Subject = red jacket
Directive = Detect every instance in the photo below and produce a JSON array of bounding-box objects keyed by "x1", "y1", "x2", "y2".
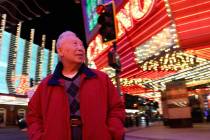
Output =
[{"x1": 27, "y1": 63, "x2": 125, "y2": 140}]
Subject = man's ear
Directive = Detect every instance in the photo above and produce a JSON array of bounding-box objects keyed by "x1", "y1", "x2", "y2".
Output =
[{"x1": 57, "y1": 47, "x2": 63, "y2": 57}]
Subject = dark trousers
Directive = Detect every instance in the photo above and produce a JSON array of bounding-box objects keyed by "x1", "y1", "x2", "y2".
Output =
[{"x1": 72, "y1": 126, "x2": 82, "y2": 140}]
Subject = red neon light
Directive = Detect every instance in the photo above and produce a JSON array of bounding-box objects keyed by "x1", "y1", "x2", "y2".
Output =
[
  {"x1": 116, "y1": 2, "x2": 133, "y2": 37},
  {"x1": 130, "y1": 0, "x2": 156, "y2": 21},
  {"x1": 116, "y1": 0, "x2": 156, "y2": 37}
]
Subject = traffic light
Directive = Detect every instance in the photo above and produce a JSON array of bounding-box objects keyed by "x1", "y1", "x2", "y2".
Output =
[{"x1": 97, "y1": 2, "x2": 116, "y2": 43}]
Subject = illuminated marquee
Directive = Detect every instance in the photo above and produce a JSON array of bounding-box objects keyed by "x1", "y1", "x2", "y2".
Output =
[{"x1": 87, "y1": 0, "x2": 156, "y2": 61}]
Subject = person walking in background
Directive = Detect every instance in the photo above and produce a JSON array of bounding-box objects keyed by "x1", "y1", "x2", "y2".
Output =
[
  {"x1": 135, "y1": 113, "x2": 139, "y2": 127},
  {"x1": 26, "y1": 31, "x2": 125, "y2": 140},
  {"x1": 145, "y1": 110, "x2": 150, "y2": 127}
]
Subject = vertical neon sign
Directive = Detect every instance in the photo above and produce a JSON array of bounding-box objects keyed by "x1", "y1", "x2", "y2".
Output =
[{"x1": 86, "y1": 0, "x2": 104, "y2": 31}]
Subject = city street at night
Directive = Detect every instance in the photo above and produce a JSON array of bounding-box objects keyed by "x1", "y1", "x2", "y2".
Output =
[{"x1": 1, "y1": 0, "x2": 210, "y2": 140}]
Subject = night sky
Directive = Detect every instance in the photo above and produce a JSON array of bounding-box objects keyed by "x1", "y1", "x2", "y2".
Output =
[{"x1": 4, "y1": 0, "x2": 87, "y2": 50}]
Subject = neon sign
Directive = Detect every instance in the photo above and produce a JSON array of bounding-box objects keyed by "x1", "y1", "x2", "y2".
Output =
[
  {"x1": 87, "y1": 0, "x2": 156, "y2": 60},
  {"x1": 87, "y1": 35, "x2": 110, "y2": 61},
  {"x1": 116, "y1": 0, "x2": 156, "y2": 37},
  {"x1": 86, "y1": 0, "x2": 104, "y2": 31},
  {"x1": 12, "y1": 75, "x2": 30, "y2": 95}
]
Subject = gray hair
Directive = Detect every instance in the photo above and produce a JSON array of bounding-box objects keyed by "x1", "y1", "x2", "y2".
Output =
[{"x1": 56, "y1": 31, "x2": 77, "y2": 49}]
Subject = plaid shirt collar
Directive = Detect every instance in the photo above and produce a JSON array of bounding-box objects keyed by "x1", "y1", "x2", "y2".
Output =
[{"x1": 48, "y1": 62, "x2": 96, "y2": 86}]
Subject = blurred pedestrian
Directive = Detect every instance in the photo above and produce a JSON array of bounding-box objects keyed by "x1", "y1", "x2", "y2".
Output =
[
  {"x1": 145, "y1": 110, "x2": 150, "y2": 127},
  {"x1": 135, "y1": 113, "x2": 139, "y2": 127}
]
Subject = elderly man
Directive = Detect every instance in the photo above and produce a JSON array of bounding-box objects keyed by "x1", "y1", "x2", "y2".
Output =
[{"x1": 27, "y1": 31, "x2": 125, "y2": 140}]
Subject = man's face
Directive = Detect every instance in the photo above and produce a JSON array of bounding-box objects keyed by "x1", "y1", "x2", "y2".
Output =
[{"x1": 58, "y1": 36, "x2": 85, "y2": 64}]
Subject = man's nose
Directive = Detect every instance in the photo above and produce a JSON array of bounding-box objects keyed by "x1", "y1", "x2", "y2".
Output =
[
  {"x1": 78, "y1": 44, "x2": 84, "y2": 49},
  {"x1": 77, "y1": 46, "x2": 85, "y2": 52}
]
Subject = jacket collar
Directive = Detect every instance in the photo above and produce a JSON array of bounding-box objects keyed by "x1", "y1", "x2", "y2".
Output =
[{"x1": 48, "y1": 61, "x2": 96, "y2": 86}]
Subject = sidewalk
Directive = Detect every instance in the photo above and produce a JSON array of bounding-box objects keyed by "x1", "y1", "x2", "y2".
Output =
[
  {"x1": 125, "y1": 123, "x2": 210, "y2": 140},
  {"x1": 0, "y1": 127, "x2": 27, "y2": 140},
  {"x1": 1, "y1": 123, "x2": 209, "y2": 140}
]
